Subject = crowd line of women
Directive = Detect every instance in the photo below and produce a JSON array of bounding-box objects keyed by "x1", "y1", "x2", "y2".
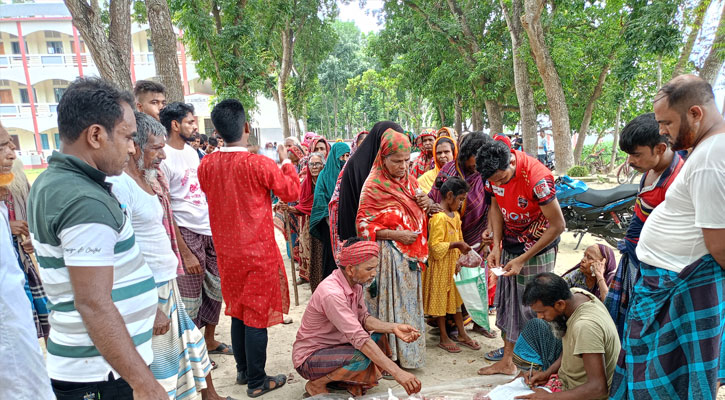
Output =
[{"x1": 268, "y1": 121, "x2": 621, "y2": 375}]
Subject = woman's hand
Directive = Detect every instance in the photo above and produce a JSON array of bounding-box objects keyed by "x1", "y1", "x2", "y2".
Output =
[
  {"x1": 415, "y1": 192, "x2": 432, "y2": 211},
  {"x1": 591, "y1": 259, "x2": 606, "y2": 279},
  {"x1": 487, "y1": 246, "x2": 501, "y2": 269},
  {"x1": 481, "y1": 228, "x2": 494, "y2": 247},
  {"x1": 452, "y1": 241, "x2": 472, "y2": 254},
  {"x1": 395, "y1": 230, "x2": 419, "y2": 245}
]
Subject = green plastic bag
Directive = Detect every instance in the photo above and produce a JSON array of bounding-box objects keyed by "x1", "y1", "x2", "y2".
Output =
[{"x1": 454, "y1": 264, "x2": 490, "y2": 330}]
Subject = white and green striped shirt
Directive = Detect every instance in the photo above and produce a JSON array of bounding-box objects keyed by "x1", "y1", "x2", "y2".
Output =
[{"x1": 28, "y1": 152, "x2": 157, "y2": 382}]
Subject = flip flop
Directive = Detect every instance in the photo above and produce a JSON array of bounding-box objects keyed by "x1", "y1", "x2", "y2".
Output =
[
  {"x1": 211, "y1": 360, "x2": 218, "y2": 370},
  {"x1": 453, "y1": 337, "x2": 481, "y2": 350},
  {"x1": 209, "y1": 342, "x2": 233, "y2": 355},
  {"x1": 484, "y1": 347, "x2": 504, "y2": 361},
  {"x1": 437, "y1": 342, "x2": 462, "y2": 353},
  {"x1": 247, "y1": 374, "x2": 287, "y2": 398}
]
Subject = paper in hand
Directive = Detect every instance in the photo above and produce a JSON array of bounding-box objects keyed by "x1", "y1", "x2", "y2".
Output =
[{"x1": 491, "y1": 267, "x2": 506, "y2": 276}]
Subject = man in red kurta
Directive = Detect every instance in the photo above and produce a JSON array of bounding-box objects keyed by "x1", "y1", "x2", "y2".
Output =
[{"x1": 198, "y1": 99, "x2": 300, "y2": 398}]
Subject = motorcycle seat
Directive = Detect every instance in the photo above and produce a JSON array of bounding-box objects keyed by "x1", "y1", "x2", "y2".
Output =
[{"x1": 573, "y1": 184, "x2": 639, "y2": 207}]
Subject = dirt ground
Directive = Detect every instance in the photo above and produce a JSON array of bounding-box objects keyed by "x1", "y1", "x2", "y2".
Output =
[{"x1": 206, "y1": 221, "x2": 615, "y2": 399}]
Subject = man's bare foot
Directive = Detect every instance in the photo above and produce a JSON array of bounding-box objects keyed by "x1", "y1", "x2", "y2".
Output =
[
  {"x1": 477, "y1": 359, "x2": 517, "y2": 376},
  {"x1": 201, "y1": 389, "x2": 229, "y2": 400},
  {"x1": 305, "y1": 380, "x2": 330, "y2": 396}
]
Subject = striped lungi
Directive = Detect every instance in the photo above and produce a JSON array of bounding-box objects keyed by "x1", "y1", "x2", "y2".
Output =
[
  {"x1": 495, "y1": 246, "x2": 557, "y2": 342},
  {"x1": 296, "y1": 333, "x2": 390, "y2": 397},
  {"x1": 151, "y1": 279, "x2": 211, "y2": 399},
  {"x1": 610, "y1": 255, "x2": 725, "y2": 400},
  {"x1": 177, "y1": 227, "x2": 223, "y2": 328}
]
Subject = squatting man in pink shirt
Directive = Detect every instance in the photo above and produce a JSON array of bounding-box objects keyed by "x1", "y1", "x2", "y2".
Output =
[{"x1": 292, "y1": 237, "x2": 423, "y2": 397}]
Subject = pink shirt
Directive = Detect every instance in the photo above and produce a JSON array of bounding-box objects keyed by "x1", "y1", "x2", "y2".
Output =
[{"x1": 292, "y1": 269, "x2": 372, "y2": 368}]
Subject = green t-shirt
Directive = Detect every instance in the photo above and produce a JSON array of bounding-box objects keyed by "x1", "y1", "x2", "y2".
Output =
[{"x1": 559, "y1": 288, "x2": 621, "y2": 399}]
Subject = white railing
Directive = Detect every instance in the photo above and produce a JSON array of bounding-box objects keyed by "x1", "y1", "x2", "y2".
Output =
[
  {"x1": 0, "y1": 103, "x2": 58, "y2": 117},
  {"x1": 0, "y1": 52, "x2": 196, "y2": 69}
]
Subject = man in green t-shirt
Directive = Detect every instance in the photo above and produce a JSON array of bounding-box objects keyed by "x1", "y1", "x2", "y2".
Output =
[{"x1": 514, "y1": 273, "x2": 621, "y2": 400}]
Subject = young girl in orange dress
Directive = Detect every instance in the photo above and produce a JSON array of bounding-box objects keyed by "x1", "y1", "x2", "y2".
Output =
[{"x1": 423, "y1": 176, "x2": 481, "y2": 353}]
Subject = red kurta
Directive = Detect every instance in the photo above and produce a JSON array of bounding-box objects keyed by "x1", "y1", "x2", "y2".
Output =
[{"x1": 198, "y1": 147, "x2": 301, "y2": 328}]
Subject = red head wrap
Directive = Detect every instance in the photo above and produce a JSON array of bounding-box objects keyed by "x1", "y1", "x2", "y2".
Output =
[{"x1": 336, "y1": 240, "x2": 380, "y2": 267}]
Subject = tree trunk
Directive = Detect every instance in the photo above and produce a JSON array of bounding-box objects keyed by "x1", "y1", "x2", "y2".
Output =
[
  {"x1": 294, "y1": 115, "x2": 302, "y2": 139},
  {"x1": 438, "y1": 102, "x2": 446, "y2": 125},
  {"x1": 471, "y1": 108, "x2": 483, "y2": 131},
  {"x1": 521, "y1": 0, "x2": 573, "y2": 172},
  {"x1": 502, "y1": 0, "x2": 538, "y2": 156},
  {"x1": 573, "y1": 55, "x2": 613, "y2": 162},
  {"x1": 145, "y1": 0, "x2": 184, "y2": 102},
  {"x1": 609, "y1": 104, "x2": 622, "y2": 171},
  {"x1": 301, "y1": 103, "x2": 308, "y2": 134},
  {"x1": 454, "y1": 94, "x2": 463, "y2": 135},
  {"x1": 65, "y1": 0, "x2": 133, "y2": 90},
  {"x1": 277, "y1": 27, "x2": 294, "y2": 138},
  {"x1": 484, "y1": 100, "x2": 503, "y2": 135},
  {"x1": 700, "y1": 3, "x2": 725, "y2": 85},
  {"x1": 333, "y1": 88, "x2": 339, "y2": 137},
  {"x1": 673, "y1": 0, "x2": 711, "y2": 77}
]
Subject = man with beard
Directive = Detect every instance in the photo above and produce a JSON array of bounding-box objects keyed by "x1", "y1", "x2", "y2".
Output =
[
  {"x1": 27, "y1": 77, "x2": 166, "y2": 399},
  {"x1": 409, "y1": 128, "x2": 436, "y2": 178},
  {"x1": 108, "y1": 112, "x2": 230, "y2": 400},
  {"x1": 0, "y1": 122, "x2": 54, "y2": 399},
  {"x1": 293, "y1": 238, "x2": 422, "y2": 398},
  {"x1": 160, "y1": 102, "x2": 232, "y2": 358},
  {"x1": 610, "y1": 76, "x2": 725, "y2": 400},
  {"x1": 513, "y1": 273, "x2": 619, "y2": 400}
]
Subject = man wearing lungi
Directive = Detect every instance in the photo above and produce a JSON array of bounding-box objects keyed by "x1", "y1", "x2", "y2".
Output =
[
  {"x1": 293, "y1": 238, "x2": 423, "y2": 397},
  {"x1": 610, "y1": 75, "x2": 725, "y2": 399},
  {"x1": 475, "y1": 141, "x2": 566, "y2": 376}
]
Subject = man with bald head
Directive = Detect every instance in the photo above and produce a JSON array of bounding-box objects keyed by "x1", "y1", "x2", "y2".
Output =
[{"x1": 610, "y1": 75, "x2": 725, "y2": 399}]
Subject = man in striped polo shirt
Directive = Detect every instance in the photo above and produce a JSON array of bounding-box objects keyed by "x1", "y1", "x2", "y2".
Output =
[{"x1": 27, "y1": 77, "x2": 167, "y2": 400}]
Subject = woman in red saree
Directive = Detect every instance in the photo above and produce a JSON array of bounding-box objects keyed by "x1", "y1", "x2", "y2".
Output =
[{"x1": 356, "y1": 128, "x2": 428, "y2": 369}]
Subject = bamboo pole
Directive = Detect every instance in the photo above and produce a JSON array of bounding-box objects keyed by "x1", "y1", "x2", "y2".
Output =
[{"x1": 284, "y1": 210, "x2": 299, "y2": 306}]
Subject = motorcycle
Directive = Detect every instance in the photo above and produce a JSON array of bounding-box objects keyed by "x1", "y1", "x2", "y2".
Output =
[{"x1": 555, "y1": 175, "x2": 638, "y2": 249}]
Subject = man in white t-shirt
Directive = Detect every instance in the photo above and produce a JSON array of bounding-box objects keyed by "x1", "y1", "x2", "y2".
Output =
[
  {"x1": 159, "y1": 102, "x2": 232, "y2": 357},
  {"x1": 610, "y1": 75, "x2": 725, "y2": 400},
  {"x1": 0, "y1": 122, "x2": 54, "y2": 400}
]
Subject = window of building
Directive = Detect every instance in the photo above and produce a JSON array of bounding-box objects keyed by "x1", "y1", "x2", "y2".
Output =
[
  {"x1": 70, "y1": 40, "x2": 87, "y2": 54},
  {"x1": 41, "y1": 134, "x2": 50, "y2": 150},
  {"x1": 44, "y1": 31, "x2": 62, "y2": 38},
  {"x1": 19, "y1": 88, "x2": 37, "y2": 104},
  {"x1": 204, "y1": 118, "x2": 215, "y2": 135},
  {"x1": 54, "y1": 88, "x2": 66, "y2": 103},
  {"x1": 11, "y1": 41, "x2": 28, "y2": 55},
  {"x1": 147, "y1": 38, "x2": 154, "y2": 52},
  {"x1": 10, "y1": 135, "x2": 20, "y2": 150},
  {"x1": 54, "y1": 133, "x2": 61, "y2": 149},
  {"x1": 47, "y1": 41, "x2": 64, "y2": 54},
  {"x1": 0, "y1": 89, "x2": 11, "y2": 104}
]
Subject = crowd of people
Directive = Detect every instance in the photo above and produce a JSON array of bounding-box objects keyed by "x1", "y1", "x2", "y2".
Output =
[{"x1": 1, "y1": 73, "x2": 724, "y2": 400}]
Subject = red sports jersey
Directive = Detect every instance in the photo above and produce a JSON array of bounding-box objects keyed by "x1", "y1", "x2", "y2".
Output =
[{"x1": 486, "y1": 150, "x2": 557, "y2": 254}]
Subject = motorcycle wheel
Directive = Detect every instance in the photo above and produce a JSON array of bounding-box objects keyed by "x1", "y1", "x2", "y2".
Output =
[{"x1": 604, "y1": 236, "x2": 620, "y2": 247}]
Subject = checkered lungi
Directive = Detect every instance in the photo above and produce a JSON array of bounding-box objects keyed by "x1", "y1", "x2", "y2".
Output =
[
  {"x1": 495, "y1": 246, "x2": 557, "y2": 343},
  {"x1": 177, "y1": 227, "x2": 223, "y2": 328},
  {"x1": 610, "y1": 255, "x2": 725, "y2": 399}
]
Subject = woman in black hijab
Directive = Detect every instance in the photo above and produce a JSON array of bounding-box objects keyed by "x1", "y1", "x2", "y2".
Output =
[{"x1": 337, "y1": 121, "x2": 404, "y2": 241}]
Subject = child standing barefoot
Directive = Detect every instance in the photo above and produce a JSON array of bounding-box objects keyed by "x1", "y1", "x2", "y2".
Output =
[{"x1": 423, "y1": 176, "x2": 481, "y2": 353}]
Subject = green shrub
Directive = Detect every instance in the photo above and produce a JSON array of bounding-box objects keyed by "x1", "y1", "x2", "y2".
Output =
[
  {"x1": 580, "y1": 141, "x2": 628, "y2": 171},
  {"x1": 567, "y1": 165, "x2": 589, "y2": 177}
]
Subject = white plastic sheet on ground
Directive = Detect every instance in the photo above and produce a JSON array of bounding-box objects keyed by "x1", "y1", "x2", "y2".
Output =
[{"x1": 307, "y1": 374, "x2": 514, "y2": 400}]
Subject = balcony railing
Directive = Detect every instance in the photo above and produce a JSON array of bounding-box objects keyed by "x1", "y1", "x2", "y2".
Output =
[
  {"x1": 0, "y1": 52, "x2": 196, "y2": 69},
  {"x1": 0, "y1": 103, "x2": 58, "y2": 117}
]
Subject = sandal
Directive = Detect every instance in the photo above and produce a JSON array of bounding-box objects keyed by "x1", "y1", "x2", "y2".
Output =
[
  {"x1": 209, "y1": 342, "x2": 234, "y2": 355},
  {"x1": 437, "y1": 342, "x2": 462, "y2": 353},
  {"x1": 453, "y1": 337, "x2": 481, "y2": 350},
  {"x1": 484, "y1": 347, "x2": 504, "y2": 361},
  {"x1": 247, "y1": 374, "x2": 287, "y2": 398}
]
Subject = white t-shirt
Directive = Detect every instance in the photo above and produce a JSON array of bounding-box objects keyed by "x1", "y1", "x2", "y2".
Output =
[
  {"x1": 637, "y1": 133, "x2": 725, "y2": 272},
  {"x1": 0, "y1": 202, "x2": 54, "y2": 399},
  {"x1": 108, "y1": 172, "x2": 179, "y2": 283},
  {"x1": 538, "y1": 137, "x2": 547, "y2": 155},
  {"x1": 160, "y1": 144, "x2": 212, "y2": 236}
]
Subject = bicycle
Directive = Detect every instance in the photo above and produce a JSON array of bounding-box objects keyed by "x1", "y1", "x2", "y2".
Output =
[{"x1": 616, "y1": 160, "x2": 641, "y2": 184}]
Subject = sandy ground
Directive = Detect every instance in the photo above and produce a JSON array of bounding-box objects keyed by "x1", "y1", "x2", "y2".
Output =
[{"x1": 205, "y1": 214, "x2": 617, "y2": 399}]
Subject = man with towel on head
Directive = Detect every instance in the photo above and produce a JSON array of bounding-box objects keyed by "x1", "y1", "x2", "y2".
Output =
[{"x1": 293, "y1": 238, "x2": 423, "y2": 398}]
